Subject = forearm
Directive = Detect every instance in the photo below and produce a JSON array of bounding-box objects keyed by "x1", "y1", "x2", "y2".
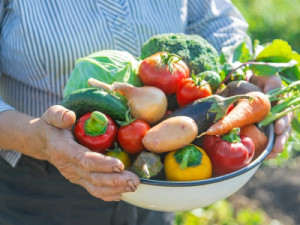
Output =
[{"x1": 0, "y1": 110, "x2": 45, "y2": 160}]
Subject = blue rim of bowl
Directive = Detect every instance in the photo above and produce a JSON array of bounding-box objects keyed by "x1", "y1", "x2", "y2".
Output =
[{"x1": 140, "y1": 123, "x2": 274, "y2": 187}]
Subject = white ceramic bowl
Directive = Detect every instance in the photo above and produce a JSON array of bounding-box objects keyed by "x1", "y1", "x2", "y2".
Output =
[{"x1": 121, "y1": 124, "x2": 274, "y2": 212}]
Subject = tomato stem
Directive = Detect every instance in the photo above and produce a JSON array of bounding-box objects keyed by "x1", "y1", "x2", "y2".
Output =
[
  {"x1": 160, "y1": 51, "x2": 181, "y2": 74},
  {"x1": 116, "y1": 109, "x2": 135, "y2": 126}
]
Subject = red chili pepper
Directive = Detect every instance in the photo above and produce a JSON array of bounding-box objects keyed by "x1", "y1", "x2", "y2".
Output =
[
  {"x1": 74, "y1": 111, "x2": 117, "y2": 153},
  {"x1": 202, "y1": 128, "x2": 254, "y2": 177}
]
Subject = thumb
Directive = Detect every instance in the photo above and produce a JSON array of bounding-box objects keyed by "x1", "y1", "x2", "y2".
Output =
[
  {"x1": 263, "y1": 75, "x2": 282, "y2": 93},
  {"x1": 42, "y1": 105, "x2": 76, "y2": 129}
]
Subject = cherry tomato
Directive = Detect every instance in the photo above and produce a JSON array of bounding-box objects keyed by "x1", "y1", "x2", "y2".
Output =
[
  {"x1": 176, "y1": 76, "x2": 212, "y2": 107},
  {"x1": 117, "y1": 119, "x2": 150, "y2": 154},
  {"x1": 138, "y1": 52, "x2": 189, "y2": 95}
]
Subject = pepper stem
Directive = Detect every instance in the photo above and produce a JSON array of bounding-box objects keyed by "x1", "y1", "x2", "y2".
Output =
[
  {"x1": 84, "y1": 111, "x2": 108, "y2": 136},
  {"x1": 179, "y1": 148, "x2": 192, "y2": 170},
  {"x1": 222, "y1": 128, "x2": 241, "y2": 143}
]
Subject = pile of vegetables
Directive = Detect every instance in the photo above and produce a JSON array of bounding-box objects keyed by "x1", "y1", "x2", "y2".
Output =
[{"x1": 61, "y1": 33, "x2": 300, "y2": 182}]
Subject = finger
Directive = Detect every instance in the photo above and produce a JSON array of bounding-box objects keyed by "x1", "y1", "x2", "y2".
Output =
[
  {"x1": 77, "y1": 175, "x2": 139, "y2": 201},
  {"x1": 274, "y1": 113, "x2": 293, "y2": 135},
  {"x1": 266, "y1": 151, "x2": 278, "y2": 160},
  {"x1": 42, "y1": 105, "x2": 76, "y2": 129},
  {"x1": 271, "y1": 126, "x2": 291, "y2": 155},
  {"x1": 78, "y1": 169, "x2": 140, "y2": 189},
  {"x1": 249, "y1": 74, "x2": 282, "y2": 93},
  {"x1": 263, "y1": 75, "x2": 282, "y2": 93},
  {"x1": 73, "y1": 150, "x2": 125, "y2": 173},
  {"x1": 77, "y1": 180, "x2": 123, "y2": 201}
]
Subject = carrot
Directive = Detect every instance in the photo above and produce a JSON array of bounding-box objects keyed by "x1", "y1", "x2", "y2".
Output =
[
  {"x1": 240, "y1": 124, "x2": 268, "y2": 159},
  {"x1": 203, "y1": 91, "x2": 271, "y2": 136}
]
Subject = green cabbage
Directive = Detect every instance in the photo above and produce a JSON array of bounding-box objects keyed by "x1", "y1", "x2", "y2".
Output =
[{"x1": 63, "y1": 50, "x2": 142, "y2": 97}]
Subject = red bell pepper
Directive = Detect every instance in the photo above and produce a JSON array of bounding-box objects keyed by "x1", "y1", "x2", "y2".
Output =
[
  {"x1": 202, "y1": 128, "x2": 254, "y2": 177},
  {"x1": 74, "y1": 111, "x2": 117, "y2": 153}
]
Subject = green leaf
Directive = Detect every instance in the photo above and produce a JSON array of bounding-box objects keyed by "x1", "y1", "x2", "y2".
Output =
[
  {"x1": 220, "y1": 41, "x2": 252, "y2": 64},
  {"x1": 255, "y1": 39, "x2": 294, "y2": 62},
  {"x1": 232, "y1": 42, "x2": 252, "y2": 63},
  {"x1": 254, "y1": 39, "x2": 300, "y2": 80},
  {"x1": 249, "y1": 60, "x2": 298, "y2": 76},
  {"x1": 281, "y1": 65, "x2": 300, "y2": 83}
]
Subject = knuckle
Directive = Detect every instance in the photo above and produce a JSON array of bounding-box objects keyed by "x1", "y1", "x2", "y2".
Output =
[
  {"x1": 111, "y1": 174, "x2": 122, "y2": 186},
  {"x1": 75, "y1": 153, "x2": 90, "y2": 171}
]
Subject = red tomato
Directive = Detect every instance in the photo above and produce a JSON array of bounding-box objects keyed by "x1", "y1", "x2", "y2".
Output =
[
  {"x1": 117, "y1": 119, "x2": 150, "y2": 154},
  {"x1": 138, "y1": 52, "x2": 189, "y2": 95},
  {"x1": 176, "y1": 77, "x2": 212, "y2": 107}
]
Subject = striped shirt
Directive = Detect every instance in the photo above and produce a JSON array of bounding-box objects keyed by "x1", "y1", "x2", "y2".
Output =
[{"x1": 0, "y1": 0, "x2": 249, "y2": 167}]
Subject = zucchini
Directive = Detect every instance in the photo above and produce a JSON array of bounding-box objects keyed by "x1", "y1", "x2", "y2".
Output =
[{"x1": 60, "y1": 88, "x2": 128, "y2": 121}]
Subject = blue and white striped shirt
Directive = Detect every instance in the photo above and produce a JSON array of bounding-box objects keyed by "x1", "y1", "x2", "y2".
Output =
[{"x1": 0, "y1": 0, "x2": 249, "y2": 166}]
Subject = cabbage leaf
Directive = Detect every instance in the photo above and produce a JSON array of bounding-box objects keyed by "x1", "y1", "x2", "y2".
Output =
[{"x1": 63, "y1": 50, "x2": 142, "y2": 97}]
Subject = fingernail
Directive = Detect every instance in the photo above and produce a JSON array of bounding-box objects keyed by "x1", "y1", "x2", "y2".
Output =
[
  {"x1": 127, "y1": 179, "x2": 136, "y2": 192},
  {"x1": 62, "y1": 110, "x2": 71, "y2": 122},
  {"x1": 125, "y1": 186, "x2": 133, "y2": 192},
  {"x1": 113, "y1": 166, "x2": 122, "y2": 172}
]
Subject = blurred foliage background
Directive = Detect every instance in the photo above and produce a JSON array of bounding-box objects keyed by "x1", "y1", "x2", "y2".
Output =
[
  {"x1": 232, "y1": 0, "x2": 300, "y2": 52},
  {"x1": 175, "y1": 1, "x2": 300, "y2": 224}
]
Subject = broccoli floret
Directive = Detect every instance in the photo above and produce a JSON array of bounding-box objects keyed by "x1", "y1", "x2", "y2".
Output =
[{"x1": 140, "y1": 33, "x2": 221, "y2": 75}]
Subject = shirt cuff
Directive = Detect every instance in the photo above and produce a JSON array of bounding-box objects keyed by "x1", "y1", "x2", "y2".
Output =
[
  {"x1": 0, "y1": 98, "x2": 15, "y2": 113},
  {"x1": 0, "y1": 149, "x2": 22, "y2": 167}
]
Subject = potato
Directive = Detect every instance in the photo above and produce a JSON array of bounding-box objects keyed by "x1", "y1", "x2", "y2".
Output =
[{"x1": 142, "y1": 116, "x2": 198, "y2": 153}]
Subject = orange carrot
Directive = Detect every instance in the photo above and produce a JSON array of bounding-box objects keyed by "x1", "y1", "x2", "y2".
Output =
[
  {"x1": 204, "y1": 91, "x2": 271, "y2": 136},
  {"x1": 240, "y1": 124, "x2": 268, "y2": 159}
]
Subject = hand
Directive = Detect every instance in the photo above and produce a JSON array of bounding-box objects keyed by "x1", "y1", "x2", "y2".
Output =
[
  {"x1": 250, "y1": 74, "x2": 293, "y2": 159},
  {"x1": 31, "y1": 105, "x2": 140, "y2": 201}
]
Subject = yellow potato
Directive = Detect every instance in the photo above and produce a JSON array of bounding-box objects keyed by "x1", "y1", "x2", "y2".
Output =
[{"x1": 142, "y1": 116, "x2": 198, "y2": 153}]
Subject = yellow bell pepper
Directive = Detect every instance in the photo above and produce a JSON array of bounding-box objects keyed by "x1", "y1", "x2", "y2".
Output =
[
  {"x1": 164, "y1": 144, "x2": 212, "y2": 181},
  {"x1": 105, "y1": 143, "x2": 131, "y2": 169}
]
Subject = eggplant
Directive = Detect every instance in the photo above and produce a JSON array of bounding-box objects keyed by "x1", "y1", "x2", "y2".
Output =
[{"x1": 164, "y1": 94, "x2": 252, "y2": 135}]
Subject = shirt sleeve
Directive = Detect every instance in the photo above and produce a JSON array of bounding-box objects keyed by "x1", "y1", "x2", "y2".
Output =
[
  {"x1": 0, "y1": 0, "x2": 15, "y2": 113},
  {"x1": 186, "y1": 0, "x2": 252, "y2": 53},
  {"x1": 0, "y1": 1, "x2": 20, "y2": 167}
]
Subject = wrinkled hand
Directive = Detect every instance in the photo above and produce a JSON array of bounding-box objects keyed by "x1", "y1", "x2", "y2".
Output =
[
  {"x1": 31, "y1": 105, "x2": 140, "y2": 201},
  {"x1": 250, "y1": 74, "x2": 293, "y2": 159}
]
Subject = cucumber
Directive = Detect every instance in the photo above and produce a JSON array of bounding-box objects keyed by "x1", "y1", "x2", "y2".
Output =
[{"x1": 60, "y1": 88, "x2": 128, "y2": 121}]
